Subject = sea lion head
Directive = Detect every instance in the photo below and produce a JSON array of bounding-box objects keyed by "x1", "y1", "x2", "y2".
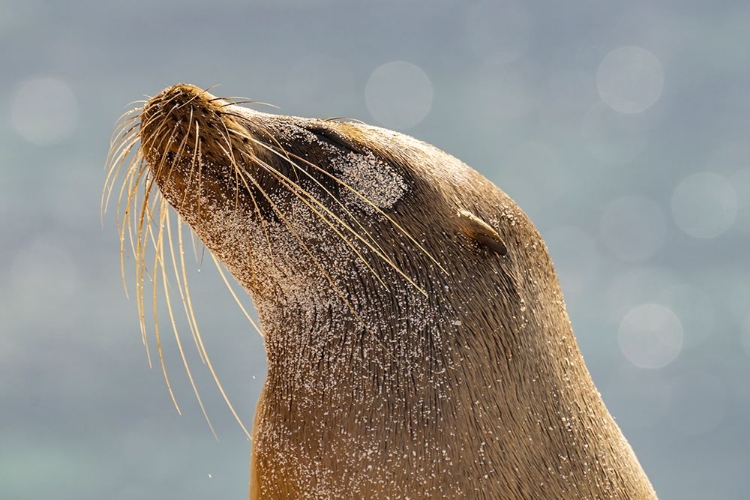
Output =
[{"x1": 130, "y1": 83, "x2": 523, "y2": 314}]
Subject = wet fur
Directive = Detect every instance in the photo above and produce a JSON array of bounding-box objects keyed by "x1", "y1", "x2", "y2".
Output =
[{"x1": 105, "y1": 84, "x2": 657, "y2": 499}]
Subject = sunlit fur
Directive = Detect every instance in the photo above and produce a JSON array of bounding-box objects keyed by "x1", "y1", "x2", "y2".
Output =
[{"x1": 104, "y1": 84, "x2": 657, "y2": 499}]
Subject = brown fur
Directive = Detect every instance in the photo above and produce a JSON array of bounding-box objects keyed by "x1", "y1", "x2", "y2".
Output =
[{"x1": 116, "y1": 83, "x2": 657, "y2": 499}]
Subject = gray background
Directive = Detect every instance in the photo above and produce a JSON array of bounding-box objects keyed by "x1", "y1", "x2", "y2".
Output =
[{"x1": 2, "y1": 1, "x2": 749, "y2": 498}]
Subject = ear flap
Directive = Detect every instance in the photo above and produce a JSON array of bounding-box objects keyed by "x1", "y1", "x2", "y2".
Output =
[{"x1": 457, "y1": 210, "x2": 508, "y2": 256}]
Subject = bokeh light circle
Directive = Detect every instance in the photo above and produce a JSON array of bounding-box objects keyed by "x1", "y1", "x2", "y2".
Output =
[
  {"x1": 618, "y1": 303, "x2": 683, "y2": 369},
  {"x1": 671, "y1": 172, "x2": 737, "y2": 238},
  {"x1": 365, "y1": 61, "x2": 433, "y2": 130},
  {"x1": 597, "y1": 46, "x2": 664, "y2": 114}
]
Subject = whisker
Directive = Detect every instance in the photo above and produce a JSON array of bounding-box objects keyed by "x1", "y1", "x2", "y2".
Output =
[
  {"x1": 216, "y1": 119, "x2": 273, "y2": 258},
  {"x1": 236, "y1": 137, "x2": 428, "y2": 295},
  {"x1": 289, "y1": 150, "x2": 447, "y2": 275},
  {"x1": 165, "y1": 207, "x2": 218, "y2": 438},
  {"x1": 249, "y1": 152, "x2": 396, "y2": 293},
  {"x1": 224, "y1": 126, "x2": 389, "y2": 280},
  {"x1": 152, "y1": 197, "x2": 182, "y2": 415},
  {"x1": 210, "y1": 252, "x2": 263, "y2": 338}
]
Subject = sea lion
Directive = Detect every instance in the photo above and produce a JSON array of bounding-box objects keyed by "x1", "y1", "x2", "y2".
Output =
[{"x1": 105, "y1": 83, "x2": 658, "y2": 499}]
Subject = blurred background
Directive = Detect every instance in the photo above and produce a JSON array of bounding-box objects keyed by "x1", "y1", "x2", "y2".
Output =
[{"x1": 2, "y1": 0, "x2": 749, "y2": 498}]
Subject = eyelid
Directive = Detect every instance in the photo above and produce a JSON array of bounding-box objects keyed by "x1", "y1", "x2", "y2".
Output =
[{"x1": 306, "y1": 124, "x2": 365, "y2": 155}]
